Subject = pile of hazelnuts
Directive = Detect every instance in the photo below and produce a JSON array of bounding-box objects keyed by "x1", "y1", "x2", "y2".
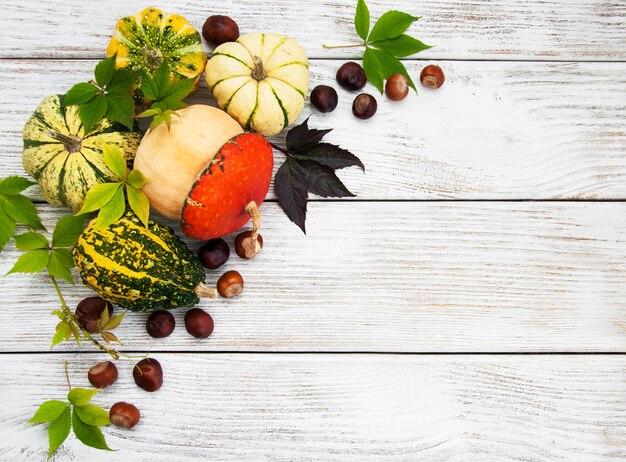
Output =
[
  {"x1": 311, "y1": 63, "x2": 445, "y2": 120},
  {"x1": 74, "y1": 229, "x2": 261, "y2": 429}
]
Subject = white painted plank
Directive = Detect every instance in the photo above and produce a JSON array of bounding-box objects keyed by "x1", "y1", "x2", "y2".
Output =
[
  {"x1": 0, "y1": 353, "x2": 623, "y2": 461},
  {"x1": 1, "y1": 0, "x2": 625, "y2": 60},
  {"x1": 1, "y1": 202, "x2": 625, "y2": 353},
  {"x1": 2, "y1": 60, "x2": 625, "y2": 200}
]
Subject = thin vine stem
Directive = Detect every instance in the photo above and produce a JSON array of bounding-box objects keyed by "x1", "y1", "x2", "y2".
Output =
[
  {"x1": 322, "y1": 43, "x2": 365, "y2": 49},
  {"x1": 63, "y1": 360, "x2": 71, "y2": 391},
  {"x1": 48, "y1": 272, "x2": 121, "y2": 360},
  {"x1": 270, "y1": 142, "x2": 291, "y2": 158}
]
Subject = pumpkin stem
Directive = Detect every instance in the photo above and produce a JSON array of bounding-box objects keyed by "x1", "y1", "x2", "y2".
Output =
[
  {"x1": 251, "y1": 56, "x2": 267, "y2": 81},
  {"x1": 194, "y1": 283, "x2": 218, "y2": 299},
  {"x1": 245, "y1": 201, "x2": 263, "y2": 254},
  {"x1": 48, "y1": 131, "x2": 82, "y2": 153},
  {"x1": 142, "y1": 46, "x2": 164, "y2": 71}
]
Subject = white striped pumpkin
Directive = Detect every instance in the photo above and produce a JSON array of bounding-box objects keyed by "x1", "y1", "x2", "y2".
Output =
[{"x1": 205, "y1": 32, "x2": 309, "y2": 136}]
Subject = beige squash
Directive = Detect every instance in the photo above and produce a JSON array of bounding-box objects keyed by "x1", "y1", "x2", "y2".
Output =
[
  {"x1": 133, "y1": 105, "x2": 243, "y2": 219},
  {"x1": 205, "y1": 32, "x2": 309, "y2": 136}
]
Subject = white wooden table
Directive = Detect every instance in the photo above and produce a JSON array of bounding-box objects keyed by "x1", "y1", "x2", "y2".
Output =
[{"x1": 1, "y1": 1, "x2": 625, "y2": 460}]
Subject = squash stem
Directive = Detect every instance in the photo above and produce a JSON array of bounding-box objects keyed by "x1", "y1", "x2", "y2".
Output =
[
  {"x1": 245, "y1": 201, "x2": 262, "y2": 253},
  {"x1": 251, "y1": 56, "x2": 267, "y2": 81},
  {"x1": 47, "y1": 131, "x2": 82, "y2": 153}
]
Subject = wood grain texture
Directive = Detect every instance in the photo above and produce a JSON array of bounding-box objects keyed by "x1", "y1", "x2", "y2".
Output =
[
  {"x1": 1, "y1": 0, "x2": 625, "y2": 60},
  {"x1": 0, "y1": 353, "x2": 624, "y2": 461},
  {"x1": 1, "y1": 202, "x2": 626, "y2": 353},
  {"x1": 2, "y1": 59, "x2": 626, "y2": 201}
]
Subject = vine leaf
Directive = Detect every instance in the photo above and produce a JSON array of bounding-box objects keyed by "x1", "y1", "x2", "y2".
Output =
[{"x1": 274, "y1": 118, "x2": 364, "y2": 234}]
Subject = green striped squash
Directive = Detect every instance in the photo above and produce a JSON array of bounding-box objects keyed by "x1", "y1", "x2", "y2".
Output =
[
  {"x1": 106, "y1": 7, "x2": 207, "y2": 103},
  {"x1": 72, "y1": 211, "x2": 206, "y2": 312},
  {"x1": 22, "y1": 94, "x2": 142, "y2": 212}
]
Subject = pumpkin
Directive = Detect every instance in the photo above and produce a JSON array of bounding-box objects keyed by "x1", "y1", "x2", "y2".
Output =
[
  {"x1": 205, "y1": 32, "x2": 309, "y2": 136},
  {"x1": 133, "y1": 105, "x2": 274, "y2": 242},
  {"x1": 73, "y1": 211, "x2": 215, "y2": 312},
  {"x1": 22, "y1": 94, "x2": 142, "y2": 212},
  {"x1": 106, "y1": 7, "x2": 207, "y2": 102}
]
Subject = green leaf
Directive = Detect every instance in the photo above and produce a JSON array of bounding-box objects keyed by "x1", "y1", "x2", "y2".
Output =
[
  {"x1": 52, "y1": 214, "x2": 87, "y2": 248},
  {"x1": 152, "y1": 63, "x2": 170, "y2": 100},
  {"x1": 367, "y1": 10, "x2": 419, "y2": 43},
  {"x1": 51, "y1": 330, "x2": 65, "y2": 348},
  {"x1": 0, "y1": 206, "x2": 14, "y2": 252},
  {"x1": 355, "y1": 0, "x2": 370, "y2": 41},
  {"x1": 369, "y1": 34, "x2": 432, "y2": 57},
  {"x1": 126, "y1": 185, "x2": 150, "y2": 228},
  {"x1": 48, "y1": 251, "x2": 74, "y2": 284},
  {"x1": 127, "y1": 169, "x2": 148, "y2": 189},
  {"x1": 72, "y1": 408, "x2": 112, "y2": 451},
  {"x1": 94, "y1": 187, "x2": 125, "y2": 229},
  {"x1": 7, "y1": 249, "x2": 50, "y2": 275},
  {"x1": 75, "y1": 405, "x2": 110, "y2": 427},
  {"x1": 47, "y1": 405, "x2": 71, "y2": 459},
  {"x1": 362, "y1": 47, "x2": 385, "y2": 93},
  {"x1": 366, "y1": 47, "x2": 416, "y2": 91},
  {"x1": 53, "y1": 248, "x2": 75, "y2": 269},
  {"x1": 76, "y1": 183, "x2": 122, "y2": 215},
  {"x1": 141, "y1": 73, "x2": 160, "y2": 101},
  {"x1": 0, "y1": 176, "x2": 36, "y2": 195},
  {"x1": 106, "y1": 93, "x2": 135, "y2": 131},
  {"x1": 136, "y1": 108, "x2": 161, "y2": 118},
  {"x1": 55, "y1": 320, "x2": 72, "y2": 340},
  {"x1": 14, "y1": 232, "x2": 49, "y2": 251},
  {"x1": 0, "y1": 194, "x2": 44, "y2": 229},
  {"x1": 29, "y1": 401, "x2": 67, "y2": 424},
  {"x1": 79, "y1": 94, "x2": 108, "y2": 134},
  {"x1": 163, "y1": 78, "x2": 195, "y2": 101},
  {"x1": 64, "y1": 82, "x2": 100, "y2": 107},
  {"x1": 94, "y1": 56, "x2": 116, "y2": 88},
  {"x1": 162, "y1": 98, "x2": 187, "y2": 111},
  {"x1": 98, "y1": 305, "x2": 110, "y2": 330},
  {"x1": 67, "y1": 388, "x2": 98, "y2": 406},
  {"x1": 107, "y1": 69, "x2": 139, "y2": 94},
  {"x1": 103, "y1": 312, "x2": 125, "y2": 330},
  {"x1": 103, "y1": 144, "x2": 127, "y2": 180}
]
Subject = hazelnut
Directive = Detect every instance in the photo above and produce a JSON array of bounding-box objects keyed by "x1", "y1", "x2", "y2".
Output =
[
  {"x1": 202, "y1": 15, "x2": 239, "y2": 46},
  {"x1": 75, "y1": 297, "x2": 113, "y2": 333},
  {"x1": 310, "y1": 85, "x2": 338, "y2": 113},
  {"x1": 198, "y1": 238, "x2": 230, "y2": 269},
  {"x1": 217, "y1": 270, "x2": 244, "y2": 298},
  {"x1": 235, "y1": 230, "x2": 263, "y2": 260},
  {"x1": 336, "y1": 62, "x2": 366, "y2": 91},
  {"x1": 109, "y1": 402, "x2": 140, "y2": 429},
  {"x1": 87, "y1": 361, "x2": 118, "y2": 388},
  {"x1": 385, "y1": 74, "x2": 409, "y2": 101},
  {"x1": 133, "y1": 358, "x2": 163, "y2": 392},
  {"x1": 352, "y1": 93, "x2": 377, "y2": 119},
  {"x1": 420, "y1": 65, "x2": 445, "y2": 89},
  {"x1": 184, "y1": 308, "x2": 214, "y2": 339},
  {"x1": 146, "y1": 310, "x2": 175, "y2": 338}
]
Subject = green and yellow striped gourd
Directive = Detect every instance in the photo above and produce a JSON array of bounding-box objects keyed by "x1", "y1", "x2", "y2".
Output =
[
  {"x1": 73, "y1": 211, "x2": 212, "y2": 312},
  {"x1": 106, "y1": 7, "x2": 207, "y2": 103},
  {"x1": 22, "y1": 94, "x2": 141, "y2": 212}
]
